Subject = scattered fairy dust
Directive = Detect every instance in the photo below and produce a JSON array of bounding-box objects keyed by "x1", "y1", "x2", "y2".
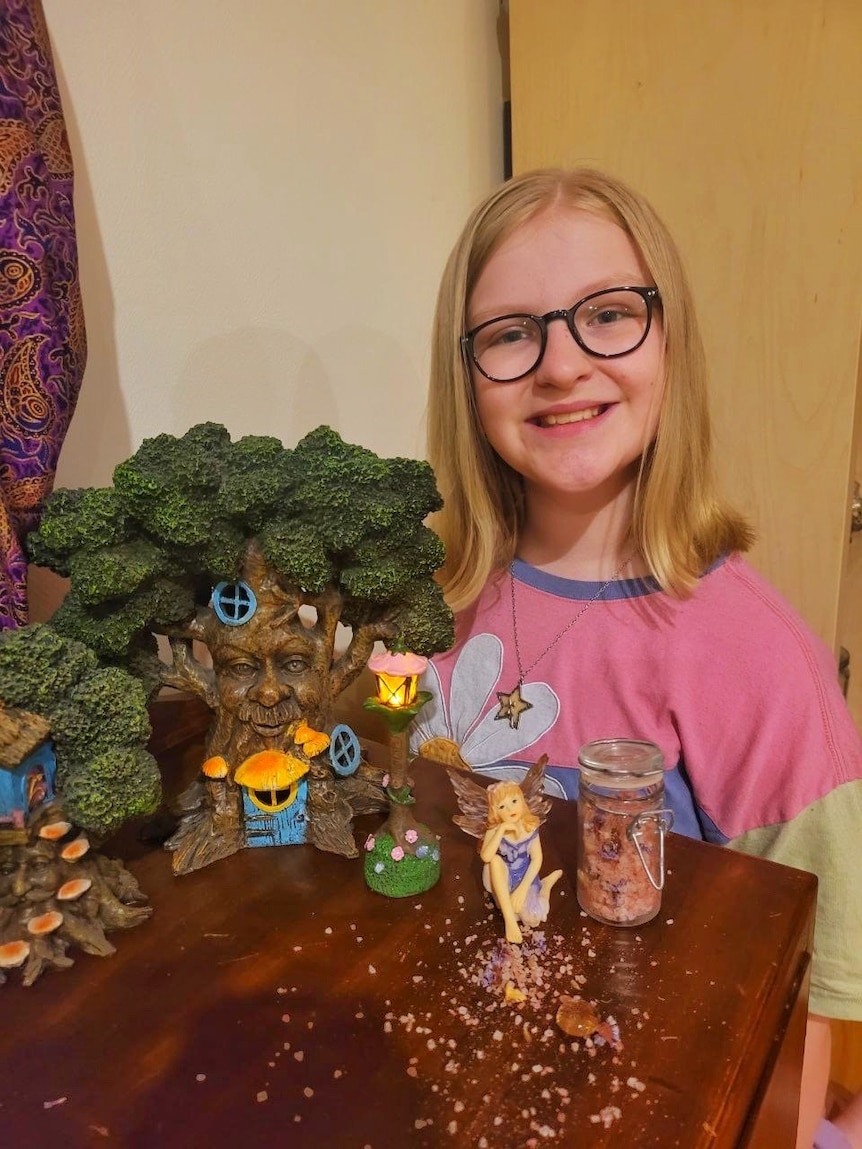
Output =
[
  {"x1": 43, "y1": 1097, "x2": 67, "y2": 1109},
  {"x1": 256, "y1": 1091, "x2": 268, "y2": 1103},
  {"x1": 195, "y1": 1073, "x2": 206, "y2": 1082},
  {"x1": 370, "y1": 914, "x2": 647, "y2": 1140},
  {"x1": 265, "y1": 905, "x2": 651, "y2": 1138}
]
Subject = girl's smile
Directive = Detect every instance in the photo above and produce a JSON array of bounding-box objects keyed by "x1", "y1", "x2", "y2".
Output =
[{"x1": 529, "y1": 402, "x2": 611, "y2": 428}]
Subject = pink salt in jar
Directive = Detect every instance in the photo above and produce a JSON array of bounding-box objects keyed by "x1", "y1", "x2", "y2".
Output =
[{"x1": 576, "y1": 739, "x2": 674, "y2": 927}]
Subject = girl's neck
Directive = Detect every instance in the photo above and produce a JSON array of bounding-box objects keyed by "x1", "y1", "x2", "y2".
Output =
[{"x1": 517, "y1": 483, "x2": 644, "y2": 580}]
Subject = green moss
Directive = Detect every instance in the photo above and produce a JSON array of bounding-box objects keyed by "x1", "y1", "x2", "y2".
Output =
[
  {"x1": 27, "y1": 487, "x2": 128, "y2": 576},
  {"x1": 60, "y1": 745, "x2": 161, "y2": 839},
  {"x1": 259, "y1": 519, "x2": 335, "y2": 593},
  {"x1": 70, "y1": 539, "x2": 167, "y2": 606},
  {"x1": 50, "y1": 667, "x2": 151, "y2": 757},
  {"x1": 217, "y1": 435, "x2": 294, "y2": 521},
  {"x1": 363, "y1": 830, "x2": 441, "y2": 898},
  {"x1": 0, "y1": 623, "x2": 98, "y2": 711}
]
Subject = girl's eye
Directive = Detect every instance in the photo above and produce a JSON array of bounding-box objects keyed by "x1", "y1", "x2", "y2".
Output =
[
  {"x1": 476, "y1": 318, "x2": 539, "y2": 351},
  {"x1": 495, "y1": 326, "x2": 531, "y2": 345},
  {"x1": 592, "y1": 307, "x2": 628, "y2": 326}
]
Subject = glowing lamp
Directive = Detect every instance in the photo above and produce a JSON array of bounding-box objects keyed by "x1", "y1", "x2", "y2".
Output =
[{"x1": 368, "y1": 650, "x2": 428, "y2": 710}]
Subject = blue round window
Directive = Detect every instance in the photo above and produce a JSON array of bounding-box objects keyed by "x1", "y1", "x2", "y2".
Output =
[
  {"x1": 212, "y1": 580, "x2": 257, "y2": 626},
  {"x1": 329, "y1": 724, "x2": 361, "y2": 777}
]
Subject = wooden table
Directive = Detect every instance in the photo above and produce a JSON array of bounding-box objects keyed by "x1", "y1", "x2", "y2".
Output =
[{"x1": 0, "y1": 697, "x2": 816, "y2": 1148}]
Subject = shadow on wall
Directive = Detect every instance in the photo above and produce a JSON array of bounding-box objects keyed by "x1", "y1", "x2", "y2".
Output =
[
  {"x1": 29, "y1": 49, "x2": 131, "y2": 624},
  {"x1": 175, "y1": 323, "x2": 424, "y2": 458},
  {"x1": 174, "y1": 327, "x2": 338, "y2": 446},
  {"x1": 48, "y1": 49, "x2": 132, "y2": 489}
]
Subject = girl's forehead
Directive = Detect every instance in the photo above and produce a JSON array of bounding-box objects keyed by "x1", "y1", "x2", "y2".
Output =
[{"x1": 469, "y1": 207, "x2": 649, "y2": 316}]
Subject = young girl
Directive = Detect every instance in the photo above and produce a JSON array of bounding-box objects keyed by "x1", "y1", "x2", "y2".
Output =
[{"x1": 411, "y1": 168, "x2": 862, "y2": 1149}]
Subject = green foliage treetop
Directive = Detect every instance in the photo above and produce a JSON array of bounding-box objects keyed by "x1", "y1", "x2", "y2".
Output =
[
  {"x1": 0, "y1": 624, "x2": 160, "y2": 838},
  {"x1": 27, "y1": 424, "x2": 454, "y2": 709}
]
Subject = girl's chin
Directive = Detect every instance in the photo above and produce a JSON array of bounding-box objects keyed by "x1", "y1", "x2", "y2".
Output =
[{"x1": 523, "y1": 470, "x2": 639, "y2": 502}]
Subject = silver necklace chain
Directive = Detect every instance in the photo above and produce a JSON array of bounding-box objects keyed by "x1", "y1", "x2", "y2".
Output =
[{"x1": 510, "y1": 553, "x2": 635, "y2": 686}]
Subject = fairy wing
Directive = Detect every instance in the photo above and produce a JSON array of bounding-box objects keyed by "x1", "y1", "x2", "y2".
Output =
[
  {"x1": 521, "y1": 754, "x2": 553, "y2": 824},
  {"x1": 446, "y1": 769, "x2": 490, "y2": 839}
]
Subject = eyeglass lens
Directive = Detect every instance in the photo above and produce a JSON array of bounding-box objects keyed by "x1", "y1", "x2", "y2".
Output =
[{"x1": 470, "y1": 288, "x2": 652, "y2": 381}]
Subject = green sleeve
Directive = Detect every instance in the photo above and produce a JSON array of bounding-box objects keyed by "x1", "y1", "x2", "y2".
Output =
[{"x1": 729, "y1": 780, "x2": 862, "y2": 1020}]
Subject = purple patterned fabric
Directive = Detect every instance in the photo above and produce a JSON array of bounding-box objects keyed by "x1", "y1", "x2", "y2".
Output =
[{"x1": 0, "y1": 0, "x2": 86, "y2": 629}]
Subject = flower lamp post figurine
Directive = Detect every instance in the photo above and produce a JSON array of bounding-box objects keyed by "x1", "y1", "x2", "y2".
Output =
[
  {"x1": 449, "y1": 757, "x2": 562, "y2": 944},
  {"x1": 362, "y1": 650, "x2": 440, "y2": 897}
]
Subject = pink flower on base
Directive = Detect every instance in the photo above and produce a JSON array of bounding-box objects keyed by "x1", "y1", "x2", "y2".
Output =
[
  {"x1": 405, "y1": 829, "x2": 418, "y2": 844},
  {"x1": 390, "y1": 846, "x2": 405, "y2": 862},
  {"x1": 364, "y1": 835, "x2": 376, "y2": 852},
  {"x1": 381, "y1": 774, "x2": 390, "y2": 788}
]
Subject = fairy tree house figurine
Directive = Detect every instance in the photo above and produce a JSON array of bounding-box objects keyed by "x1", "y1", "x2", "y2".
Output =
[
  {"x1": 0, "y1": 624, "x2": 156, "y2": 986},
  {"x1": 27, "y1": 424, "x2": 454, "y2": 875}
]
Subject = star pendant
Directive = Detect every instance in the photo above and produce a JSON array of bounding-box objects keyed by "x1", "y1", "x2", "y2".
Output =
[{"x1": 494, "y1": 685, "x2": 533, "y2": 730}]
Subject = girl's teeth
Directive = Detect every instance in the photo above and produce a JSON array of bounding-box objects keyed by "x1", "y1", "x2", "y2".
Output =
[{"x1": 540, "y1": 406, "x2": 603, "y2": 427}]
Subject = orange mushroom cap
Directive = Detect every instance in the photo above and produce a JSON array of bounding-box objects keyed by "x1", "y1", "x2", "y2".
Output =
[
  {"x1": 38, "y1": 821, "x2": 72, "y2": 841},
  {"x1": 234, "y1": 750, "x2": 308, "y2": 790},
  {"x1": 0, "y1": 940, "x2": 30, "y2": 968},
  {"x1": 60, "y1": 837, "x2": 90, "y2": 862},
  {"x1": 294, "y1": 724, "x2": 331, "y2": 757},
  {"x1": 57, "y1": 878, "x2": 93, "y2": 901},
  {"x1": 27, "y1": 911, "x2": 64, "y2": 935},
  {"x1": 202, "y1": 755, "x2": 229, "y2": 779}
]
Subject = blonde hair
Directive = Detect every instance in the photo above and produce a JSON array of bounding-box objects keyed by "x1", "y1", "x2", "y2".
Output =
[
  {"x1": 426, "y1": 168, "x2": 753, "y2": 610},
  {"x1": 486, "y1": 780, "x2": 540, "y2": 833}
]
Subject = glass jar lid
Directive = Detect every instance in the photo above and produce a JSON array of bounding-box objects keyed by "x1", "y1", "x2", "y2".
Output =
[{"x1": 578, "y1": 738, "x2": 664, "y2": 785}]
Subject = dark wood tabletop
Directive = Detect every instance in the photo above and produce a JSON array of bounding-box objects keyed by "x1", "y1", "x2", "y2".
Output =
[{"x1": 0, "y1": 696, "x2": 816, "y2": 1149}]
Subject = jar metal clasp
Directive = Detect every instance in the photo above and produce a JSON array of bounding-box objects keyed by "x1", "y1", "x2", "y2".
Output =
[{"x1": 627, "y1": 809, "x2": 675, "y2": 890}]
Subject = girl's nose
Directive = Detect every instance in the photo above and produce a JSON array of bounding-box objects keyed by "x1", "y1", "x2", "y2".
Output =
[{"x1": 534, "y1": 318, "x2": 594, "y2": 390}]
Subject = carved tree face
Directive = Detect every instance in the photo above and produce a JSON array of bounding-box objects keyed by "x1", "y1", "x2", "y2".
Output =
[
  {"x1": 0, "y1": 842, "x2": 57, "y2": 902},
  {"x1": 210, "y1": 619, "x2": 326, "y2": 746}
]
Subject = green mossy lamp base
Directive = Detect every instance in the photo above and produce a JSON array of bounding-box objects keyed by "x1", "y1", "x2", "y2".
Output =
[{"x1": 363, "y1": 829, "x2": 441, "y2": 898}]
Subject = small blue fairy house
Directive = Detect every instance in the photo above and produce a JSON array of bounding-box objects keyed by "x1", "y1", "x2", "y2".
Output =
[
  {"x1": 0, "y1": 704, "x2": 56, "y2": 844},
  {"x1": 234, "y1": 750, "x2": 310, "y2": 848}
]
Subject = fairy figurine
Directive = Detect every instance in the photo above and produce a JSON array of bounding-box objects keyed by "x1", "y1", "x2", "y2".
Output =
[{"x1": 448, "y1": 757, "x2": 563, "y2": 944}]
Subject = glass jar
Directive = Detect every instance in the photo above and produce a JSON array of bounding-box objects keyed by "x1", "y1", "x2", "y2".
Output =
[{"x1": 576, "y1": 739, "x2": 674, "y2": 927}]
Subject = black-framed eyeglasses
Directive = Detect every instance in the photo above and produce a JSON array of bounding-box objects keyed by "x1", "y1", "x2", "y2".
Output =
[{"x1": 461, "y1": 285, "x2": 661, "y2": 383}]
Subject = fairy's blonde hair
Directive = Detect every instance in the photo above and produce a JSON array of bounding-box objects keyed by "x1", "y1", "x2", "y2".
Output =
[
  {"x1": 426, "y1": 168, "x2": 753, "y2": 610},
  {"x1": 486, "y1": 780, "x2": 540, "y2": 833}
]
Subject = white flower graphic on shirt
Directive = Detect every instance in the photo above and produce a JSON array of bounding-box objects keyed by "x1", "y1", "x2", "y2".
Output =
[{"x1": 410, "y1": 632, "x2": 560, "y2": 784}]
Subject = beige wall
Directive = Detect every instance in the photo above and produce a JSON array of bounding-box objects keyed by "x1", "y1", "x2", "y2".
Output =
[{"x1": 38, "y1": 1, "x2": 502, "y2": 491}]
